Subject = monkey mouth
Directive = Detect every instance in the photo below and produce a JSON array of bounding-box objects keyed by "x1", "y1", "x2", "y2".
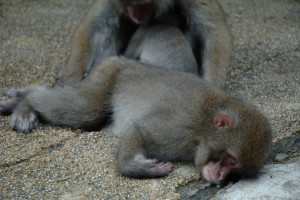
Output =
[{"x1": 127, "y1": 3, "x2": 153, "y2": 24}]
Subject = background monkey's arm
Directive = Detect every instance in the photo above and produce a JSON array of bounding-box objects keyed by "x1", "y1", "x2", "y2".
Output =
[
  {"x1": 58, "y1": 0, "x2": 120, "y2": 85},
  {"x1": 182, "y1": 0, "x2": 232, "y2": 88}
]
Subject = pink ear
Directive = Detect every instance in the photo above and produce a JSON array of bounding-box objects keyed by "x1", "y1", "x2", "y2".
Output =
[{"x1": 214, "y1": 113, "x2": 236, "y2": 129}]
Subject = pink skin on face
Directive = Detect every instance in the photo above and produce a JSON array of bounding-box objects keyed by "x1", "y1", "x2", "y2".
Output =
[
  {"x1": 126, "y1": 2, "x2": 153, "y2": 24},
  {"x1": 201, "y1": 153, "x2": 240, "y2": 184}
]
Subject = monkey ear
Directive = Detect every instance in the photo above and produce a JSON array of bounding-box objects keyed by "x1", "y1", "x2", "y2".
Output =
[{"x1": 214, "y1": 113, "x2": 236, "y2": 129}]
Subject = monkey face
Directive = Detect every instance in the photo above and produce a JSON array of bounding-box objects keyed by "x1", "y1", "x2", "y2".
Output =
[
  {"x1": 120, "y1": 0, "x2": 175, "y2": 24},
  {"x1": 201, "y1": 151, "x2": 241, "y2": 184},
  {"x1": 122, "y1": 0, "x2": 153, "y2": 24},
  {"x1": 198, "y1": 111, "x2": 272, "y2": 184}
]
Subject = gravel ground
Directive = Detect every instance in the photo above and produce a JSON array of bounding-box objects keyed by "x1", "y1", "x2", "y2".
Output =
[{"x1": 0, "y1": 0, "x2": 299, "y2": 199}]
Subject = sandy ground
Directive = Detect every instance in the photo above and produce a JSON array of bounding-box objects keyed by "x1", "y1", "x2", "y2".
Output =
[{"x1": 0, "y1": 0, "x2": 299, "y2": 199}]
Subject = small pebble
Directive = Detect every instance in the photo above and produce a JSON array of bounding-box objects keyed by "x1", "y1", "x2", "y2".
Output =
[{"x1": 275, "y1": 153, "x2": 289, "y2": 162}]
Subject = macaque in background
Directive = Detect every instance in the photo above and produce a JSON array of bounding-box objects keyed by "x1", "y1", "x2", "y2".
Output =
[
  {"x1": 58, "y1": 0, "x2": 232, "y2": 88},
  {"x1": 0, "y1": 57, "x2": 272, "y2": 184}
]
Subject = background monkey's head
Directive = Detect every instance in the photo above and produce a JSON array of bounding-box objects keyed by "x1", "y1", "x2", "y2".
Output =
[{"x1": 117, "y1": 0, "x2": 175, "y2": 24}]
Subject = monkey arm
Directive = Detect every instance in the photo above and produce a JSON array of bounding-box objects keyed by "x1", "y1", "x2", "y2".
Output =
[
  {"x1": 117, "y1": 126, "x2": 174, "y2": 178},
  {"x1": 58, "y1": 0, "x2": 121, "y2": 85},
  {"x1": 182, "y1": 0, "x2": 232, "y2": 88}
]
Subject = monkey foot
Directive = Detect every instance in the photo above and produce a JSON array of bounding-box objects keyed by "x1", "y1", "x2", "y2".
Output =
[
  {"x1": 9, "y1": 99, "x2": 39, "y2": 133},
  {"x1": 11, "y1": 110, "x2": 39, "y2": 133}
]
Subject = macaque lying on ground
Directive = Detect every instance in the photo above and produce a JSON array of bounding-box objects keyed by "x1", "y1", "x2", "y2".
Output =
[{"x1": 0, "y1": 56, "x2": 272, "y2": 184}]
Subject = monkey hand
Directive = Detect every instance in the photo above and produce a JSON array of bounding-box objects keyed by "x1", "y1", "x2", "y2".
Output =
[
  {"x1": 118, "y1": 156, "x2": 174, "y2": 178},
  {"x1": 136, "y1": 159, "x2": 174, "y2": 177},
  {"x1": 155, "y1": 161, "x2": 174, "y2": 175}
]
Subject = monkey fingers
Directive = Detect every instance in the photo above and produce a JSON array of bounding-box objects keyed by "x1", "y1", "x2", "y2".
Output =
[
  {"x1": 10, "y1": 100, "x2": 39, "y2": 133},
  {"x1": 149, "y1": 162, "x2": 174, "y2": 177},
  {"x1": 155, "y1": 162, "x2": 174, "y2": 174},
  {"x1": 136, "y1": 158, "x2": 173, "y2": 177},
  {"x1": 156, "y1": 162, "x2": 174, "y2": 169}
]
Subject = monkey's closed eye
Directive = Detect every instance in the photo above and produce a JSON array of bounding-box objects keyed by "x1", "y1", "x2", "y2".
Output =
[{"x1": 223, "y1": 153, "x2": 239, "y2": 168}]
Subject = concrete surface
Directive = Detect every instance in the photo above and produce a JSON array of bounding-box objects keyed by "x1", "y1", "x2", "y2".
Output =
[
  {"x1": 211, "y1": 161, "x2": 300, "y2": 200},
  {"x1": 0, "y1": 0, "x2": 299, "y2": 199}
]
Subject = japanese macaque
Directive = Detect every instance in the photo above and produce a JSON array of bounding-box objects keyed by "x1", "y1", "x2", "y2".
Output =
[
  {"x1": 58, "y1": 0, "x2": 232, "y2": 88},
  {"x1": 0, "y1": 57, "x2": 272, "y2": 184}
]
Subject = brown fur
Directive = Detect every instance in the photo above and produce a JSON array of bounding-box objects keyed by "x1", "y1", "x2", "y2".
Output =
[
  {"x1": 0, "y1": 57, "x2": 272, "y2": 182},
  {"x1": 58, "y1": 0, "x2": 232, "y2": 88}
]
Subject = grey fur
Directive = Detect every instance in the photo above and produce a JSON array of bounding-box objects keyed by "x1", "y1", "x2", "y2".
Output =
[
  {"x1": 58, "y1": 0, "x2": 232, "y2": 88},
  {"x1": 0, "y1": 57, "x2": 272, "y2": 179}
]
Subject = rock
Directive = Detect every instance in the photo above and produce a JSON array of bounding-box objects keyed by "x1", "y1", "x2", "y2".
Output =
[
  {"x1": 188, "y1": 189, "x2": 199, "y2": 198},
  {"x1": 275, "y1": 153, "x2": 289, "y2": 162},
  {"x1": 268, "y1": 133, "x2": 300, "y2": 164},
  {"x1": 211, "y1": 161, "x2": 300, "y2": 200}
]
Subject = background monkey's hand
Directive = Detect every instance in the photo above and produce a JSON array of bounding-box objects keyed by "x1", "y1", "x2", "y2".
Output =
[{"x1": 0, "y1": 87, "x2": 45, "y2": 133}]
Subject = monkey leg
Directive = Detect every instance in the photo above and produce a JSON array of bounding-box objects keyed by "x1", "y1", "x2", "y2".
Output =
[
  {"x1": 0, "y1": 86, "x2": 45, "y2": 115},
  {"x1": 2, "y1": 84, "x2": 107, "y2": 133},
  {"x1": 0, "y1": 87, "x2": 47, "y2": 132},
  {"x1": 3, "y1": 58, "x2": 121, "y2": 132},
  {"x1": 117, "y1": 127, "x2": 174, "y2": 178}
]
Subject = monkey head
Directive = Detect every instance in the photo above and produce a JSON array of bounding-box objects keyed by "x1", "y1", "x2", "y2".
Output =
[
  {"x1": 118, "y1": 0, "x2": 174, "y2": 24},
  {"x1": 197, "y1": 109, "x2": 272, "y2": 184}
]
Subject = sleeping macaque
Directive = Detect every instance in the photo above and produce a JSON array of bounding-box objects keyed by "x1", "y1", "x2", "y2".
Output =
[
  {"x1": 58, "y1": 0, "x2": 232, "y2": 88},
  {"x1": 0, "y1": 57, "x2": 272, "y2": 184}
]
